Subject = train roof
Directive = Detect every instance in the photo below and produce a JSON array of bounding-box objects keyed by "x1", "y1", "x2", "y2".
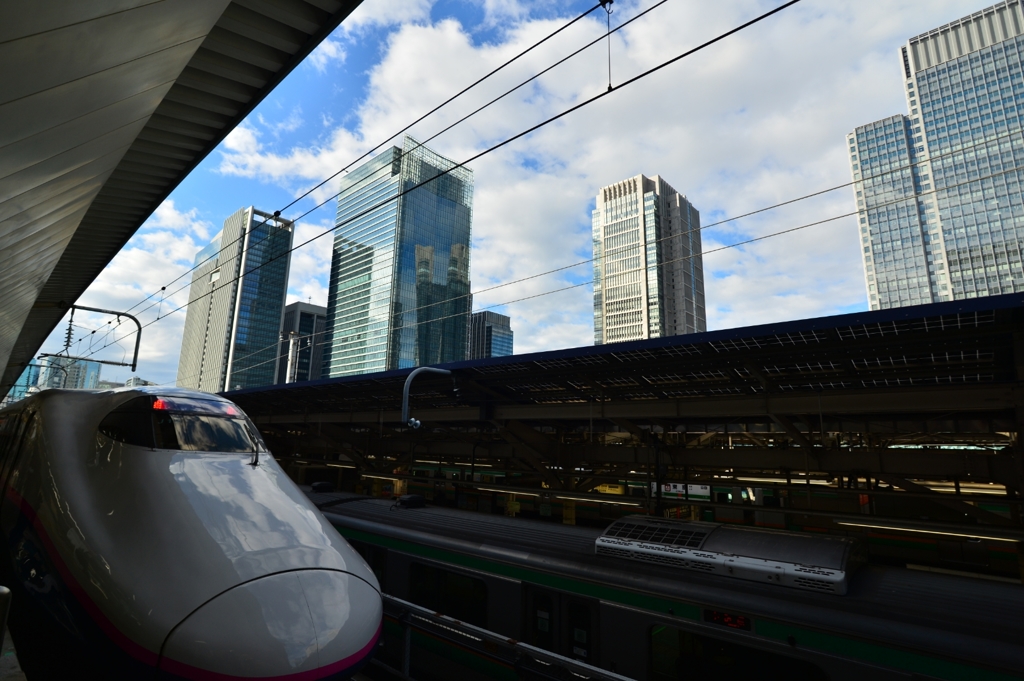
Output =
[
  {"x1": 313, "y1": 492, "x2": 1024, "y2": 672},
  {"x1": 0, "y1": 386, "x2": 238, "y2": 415}
]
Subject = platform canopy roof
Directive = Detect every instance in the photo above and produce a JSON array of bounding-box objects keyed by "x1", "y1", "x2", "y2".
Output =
[
  {"x1": 0, "y1": 0, "x2": 363, "y2": 394},
  {"x1": 228, "y1": 294, "x2": 1024, "y2": 502}
]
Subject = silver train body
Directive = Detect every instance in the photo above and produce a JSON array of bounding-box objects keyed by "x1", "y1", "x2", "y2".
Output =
[
  {"x1": 595, "y1": 516, "x2": 865, "y2": 595},
  {"x1": 0, "y1": 387, "x2": 381, "y2": 679}
]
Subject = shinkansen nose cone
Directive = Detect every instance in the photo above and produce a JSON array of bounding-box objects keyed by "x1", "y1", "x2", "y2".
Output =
[{"x1": 160, "y1": 569, "x2": 381, "y2": 679}]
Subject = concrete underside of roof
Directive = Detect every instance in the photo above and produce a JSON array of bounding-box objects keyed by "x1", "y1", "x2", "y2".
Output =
[{"x1": 0, "y1": 0, "x2": 363, "y2": 394}]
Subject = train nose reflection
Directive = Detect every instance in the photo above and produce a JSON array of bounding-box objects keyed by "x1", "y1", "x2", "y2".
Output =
[{"x1": 159, "y1": 569, "x2": 381, "y2": 679}]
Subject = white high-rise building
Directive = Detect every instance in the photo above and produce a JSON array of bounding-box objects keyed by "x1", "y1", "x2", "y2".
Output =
[{"x1": 592, "y1": 175, "x2": 706, "y2": 345}]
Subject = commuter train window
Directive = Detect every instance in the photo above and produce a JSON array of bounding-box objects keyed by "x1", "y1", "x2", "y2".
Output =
[
  {"x1": 99, "y1": 396, "x2": 266, "y2": 453},
  {"x1": 408, "y1": 562, "x2": 487, "y2": 628},
  {"x1": 649, "y1": 625, "x2": 829, "y2": 680}
]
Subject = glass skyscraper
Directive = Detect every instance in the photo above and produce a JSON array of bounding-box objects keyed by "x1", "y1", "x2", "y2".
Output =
[
  {"x1": 850, "y1": 0, "x2": 1024, "y2": 309},
  {"x1": 469, "y1": 311, "x2": 513, "y2": 359},
  {"x1": 38, "y1": 357, "x2": 101, "y2": 390},
  {"x1": 2, "y1": 361, "x2": 40, "y2": 405},
  {"x1": 592, "y1": 174, "x2": 706, "y2": 345},
  {"x1": 177, "y1": 207, "x2": 293, "y2": 391},
  {"x1": 323, "y1": 137, "x2": 473, "y2": 377}
]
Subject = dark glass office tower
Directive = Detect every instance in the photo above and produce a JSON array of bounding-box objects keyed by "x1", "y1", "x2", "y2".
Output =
[
  {"x1": 177, "y1": 207, "x2": 293, "y2": 391},
  {"x1": 323, "y1": 137, "x2": 474, "y2": 377},
  {"x1": 850, "y1": 1, "x2": 1024, "y2": 309},
  {"x1": 469, "y1": 311, "x2": 513, "y2": 359},
  {"x1": 277, "y1": 301, "x2": 327, "y2": 383}
]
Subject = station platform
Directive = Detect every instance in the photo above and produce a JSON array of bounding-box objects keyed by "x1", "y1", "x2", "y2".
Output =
[{"x1": 0, "y1": 636, "x2": 25, "y2": 681}]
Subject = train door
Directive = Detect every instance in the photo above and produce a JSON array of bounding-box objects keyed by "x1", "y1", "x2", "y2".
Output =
[
  {"x1": 564, "y1": 597, "x2": 598, "y2": 664},
  {"x1": 524, "y1": 587, "x2": 557, "y2": 651},
  {"x1": 523, "y1": 586, "x2": 600, "y2": 665}
]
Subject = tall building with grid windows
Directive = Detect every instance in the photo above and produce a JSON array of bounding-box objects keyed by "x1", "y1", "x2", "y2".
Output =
[
  {"x1": 592, "y1": 174, "x2": 705, "y2": 345},
  {"x1": 850, "y1": 1, "x2": 1024, "y2": 310},
  {"x1": 176, "y1": 207, "x2": 293, "y2": 391},
  {"x1": 469, "y1": 311, "x2": 513, "y2": 359},
  {"x1": 322, "y1": 137, "x2": 473, "y2": 377}
]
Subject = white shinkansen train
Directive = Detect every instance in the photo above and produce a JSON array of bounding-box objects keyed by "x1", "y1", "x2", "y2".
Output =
[{"x1": 0, "y1": 387, "x2": 381, "y2": 679}]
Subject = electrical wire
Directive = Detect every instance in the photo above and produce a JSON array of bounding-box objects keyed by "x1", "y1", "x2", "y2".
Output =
[
  {"x1": 121, "y1": 3, "x2": 607, "y2": 318},
  {"x1": 108, "y1": 153, "x2": 1024, "y2": 384},
  {"x1": 79, "y1": 0, "x2": 807, "y2": 369},
  {"x1": 125, "y1": 0, "x2": 672, "y2": 324}
]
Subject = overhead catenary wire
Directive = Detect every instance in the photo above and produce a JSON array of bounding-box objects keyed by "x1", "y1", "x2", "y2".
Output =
[
  {"x1": 86, "y1": 0, "x2": 802, "y2": 363},
  {"x1": 216, "y1": 123, "x2": 1024, "y2": 328},
  {"x1": 124, "y1": 0, "x2": 671, "y2": 325},
  {"x1": 120, "y1": 3, "x2": 608, "y2": 319},
  {"x1": 77, "y1": 0, "x2": 809, "y2": 369},
  {"x1": 94, "y1": 153, "x2": 1024, "y2": 379}
]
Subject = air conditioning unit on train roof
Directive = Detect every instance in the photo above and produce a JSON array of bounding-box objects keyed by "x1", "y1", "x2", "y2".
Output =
[{"x1": 595, "y1": 516, "x2": 865, "y2": 595}]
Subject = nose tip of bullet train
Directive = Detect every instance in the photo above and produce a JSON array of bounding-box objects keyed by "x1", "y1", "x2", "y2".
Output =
[{"x1": 159, "y1": 570, "x2": 382, "y2": 680}]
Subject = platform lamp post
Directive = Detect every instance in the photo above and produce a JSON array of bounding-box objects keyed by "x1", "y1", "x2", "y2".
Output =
[{"x1": 401, "y1": 367, "x2": 455, "y2": 429}]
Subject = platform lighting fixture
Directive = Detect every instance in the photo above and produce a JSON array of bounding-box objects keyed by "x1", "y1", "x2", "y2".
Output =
[
  {"x1": 477, "y1": 488, "x2": 541, "y2": 497},
  {"x1": 835, "y1": 522, "x2": 1019, "y2": 543},
  {"x1": 361, "y1": 474, "x2": 402, "y2": 481},
  {"x1": 555, "y1": 495, "x2": 643, "y2": 507},
  {"x1": 326, "y1": 464, "x2": 356, "y2": 469}
]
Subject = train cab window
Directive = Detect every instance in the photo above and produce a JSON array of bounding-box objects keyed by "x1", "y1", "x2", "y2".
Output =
[
  {"x1": 408, "y1": 563, "x2": 487, "y2": 628},
  {"x1": 650, "y1": 625, "x2": 829, "y2": 681},
  {"x1": 99, "y1": 396, "x2": 266, "y2": 453}
]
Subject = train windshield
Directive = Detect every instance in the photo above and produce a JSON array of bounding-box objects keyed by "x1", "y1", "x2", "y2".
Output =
[{"x1": 99, "y1": 396, "x2": 267, "y2": 453}]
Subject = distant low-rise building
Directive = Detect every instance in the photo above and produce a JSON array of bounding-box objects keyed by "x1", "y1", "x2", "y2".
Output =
[
  {"x1": 125, "y1": 376, "x2": 154, "y2": 387},
  {"x1": 97, "y1": 380, "x2": 125, "y2": 389}
]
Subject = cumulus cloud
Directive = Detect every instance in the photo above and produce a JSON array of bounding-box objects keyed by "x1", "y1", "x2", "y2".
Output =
[
  {"x1": 307, "y1": 39, "x2": 347, "y2": 73},
  {"x1": 54, "y1": 0, "x2": 990, "y2": 385},
  {"x1": 215, "y1": 0, "x2": 986, "y2": 355}
]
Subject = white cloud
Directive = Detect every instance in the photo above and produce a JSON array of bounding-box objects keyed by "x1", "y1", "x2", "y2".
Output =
[
  {"x1": 307, "y1": 39, "x2": 347, "y2": 73},
  {"x1": 54, "y1": 0, "x2": 992, "y2": 386},
  {"x1": 342, "y1": 0, "x2": 434, "y2": 33},
  {"x1": 286, "y1": 219, "x2": 334, "y2": 308},
  {"x1": 216, "y1": 0, "x2": 987, "y2": 356},
  {"x1": 257, "y1": 107, "x2": 305, "y2": 137}
]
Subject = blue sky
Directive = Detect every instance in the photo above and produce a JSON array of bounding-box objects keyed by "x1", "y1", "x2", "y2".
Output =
[{"x1": 39, "y1": 0, "x2": 991, "y2": 385}]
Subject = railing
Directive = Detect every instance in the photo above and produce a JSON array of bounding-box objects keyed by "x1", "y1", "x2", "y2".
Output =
[{"x1": 372, "y1": 594, "x2": 635, "y2": 681}]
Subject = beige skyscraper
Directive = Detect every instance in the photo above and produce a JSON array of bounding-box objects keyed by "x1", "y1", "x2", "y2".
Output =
[{"x1": 592, "y1": 175, "x2": 706, "y2": 344}]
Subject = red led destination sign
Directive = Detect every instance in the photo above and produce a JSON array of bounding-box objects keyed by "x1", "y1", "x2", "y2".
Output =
[{"x1": 703, "y1": 609, "x2": 752, "y2": 630}]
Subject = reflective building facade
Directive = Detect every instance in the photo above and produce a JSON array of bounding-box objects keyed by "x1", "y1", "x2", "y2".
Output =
[
  {"x1": 469, "y1": 311, "x2": 513, "y2": 359},
  {"x1": 323, "y1": 137, "x2": 473, "y2": 377},
  {"x1": 2, "y1": 362, "x2": 40, "y2": 405},
  {"x1": 850, "y1": 1, "x2": 1024, "y2": 309},
  {"x1": 277, "y1": 301, "x2": 327, "y2": 383},
  {"x1": 177, "y1": 207, "x2": 293, "y2": 391},
  {"x1": 38, "y1": 357, "x2": 101, "y2": 390},
  {"x1": 592, "y1": 174, "x2": 706, "y2": 345}
]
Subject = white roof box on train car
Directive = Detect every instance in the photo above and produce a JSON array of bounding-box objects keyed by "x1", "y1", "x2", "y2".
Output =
[{"x1": 595, "y1": 516, "x2": 865, "y2": 595}]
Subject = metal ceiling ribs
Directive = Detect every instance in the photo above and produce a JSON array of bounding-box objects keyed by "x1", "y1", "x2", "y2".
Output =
[{"x1": 1, "y1": 0, "x2": 363, "y2": 394}]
